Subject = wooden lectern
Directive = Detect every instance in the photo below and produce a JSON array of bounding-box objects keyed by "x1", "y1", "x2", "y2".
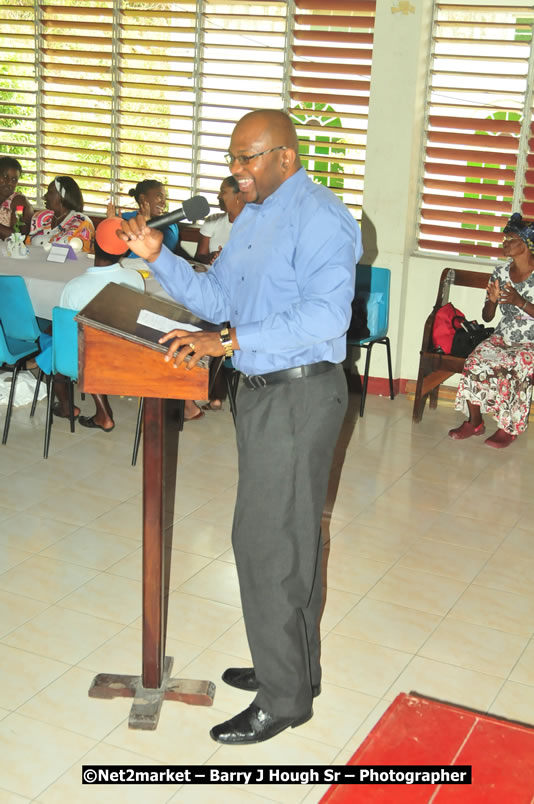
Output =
[{"x1": 76, "y1": 283, "x2": 216, "y2": 729}]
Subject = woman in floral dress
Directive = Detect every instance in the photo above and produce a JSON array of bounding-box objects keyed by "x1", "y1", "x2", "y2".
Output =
[
  {"x1": 449, "y1": 212, "x2": 534, "y2": 449},
  {"x1": 27, "y1": 176, "x2": 94, "y2": 252}
]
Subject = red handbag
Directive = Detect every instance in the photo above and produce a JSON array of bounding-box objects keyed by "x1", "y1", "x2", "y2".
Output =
[{"x1": 431, "y1": 302, "x2": 465, "y2": 354}]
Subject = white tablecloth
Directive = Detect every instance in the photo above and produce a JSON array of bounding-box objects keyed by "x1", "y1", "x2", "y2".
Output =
[{"x1": 0, "y1": 246, "x2": 172, "y2": 319}]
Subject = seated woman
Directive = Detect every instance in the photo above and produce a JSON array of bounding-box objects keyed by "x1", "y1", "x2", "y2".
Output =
[
  {"x1": 449, "y1": 212, "x2": 534, "y2": 449},
  {"x1": 28, "y1": 176, "x2": 94, "y2": 252},
  {"x1": 113, "y1": 179, "x2": 191, "y2": 259},
  {"x1": 0, "y1": 156, "x2": 34, "y2": 239},
  {"x1": 195, "y1": 176, "x2": 244, "y2": 265}
]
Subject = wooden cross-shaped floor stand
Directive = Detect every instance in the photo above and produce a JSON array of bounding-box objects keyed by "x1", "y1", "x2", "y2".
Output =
[
  {"x1": 77, "y1": 285, "x2": 217, "y2": 729},
  {"x1": 88, "y1": 399, "x2": 215, "y2": 730}
]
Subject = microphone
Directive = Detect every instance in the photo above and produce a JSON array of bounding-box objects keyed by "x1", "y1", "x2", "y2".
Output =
[
  {"x1": 95, "y1": 195, "x2": 211, "y2": 255},
  {"x1": 146, "y1": 195, "x2": 210, "y2": 229}
]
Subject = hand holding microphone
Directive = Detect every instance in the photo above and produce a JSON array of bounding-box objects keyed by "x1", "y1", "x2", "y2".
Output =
[
  {"x1": 96, "y1": 195, "x2": 210, "y2": 259},
  {"x1": 117, "y1": 213, "x2": 163, "y2": 262}
]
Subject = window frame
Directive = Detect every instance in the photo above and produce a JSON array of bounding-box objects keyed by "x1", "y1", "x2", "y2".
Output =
[
  {"x1": 415, "y1": 1, "x2": 534, "y2": 264},
  {"x1": 0, "y1": 0, "x2": 376, "y2": 218}
]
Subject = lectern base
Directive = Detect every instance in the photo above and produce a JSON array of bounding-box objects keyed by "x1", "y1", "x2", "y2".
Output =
[{"x1": 88, "y1": 656, "x2": 216, "y2": 730}]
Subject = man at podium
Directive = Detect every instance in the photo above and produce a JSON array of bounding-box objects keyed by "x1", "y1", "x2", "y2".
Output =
[{"x1": 120, "y1": 109, "x2": 362, "y2": 745}]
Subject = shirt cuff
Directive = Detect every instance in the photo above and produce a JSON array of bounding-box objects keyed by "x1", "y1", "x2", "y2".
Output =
[{"x1": 235, "y1": 322, "x2": 262, "y2": 353}]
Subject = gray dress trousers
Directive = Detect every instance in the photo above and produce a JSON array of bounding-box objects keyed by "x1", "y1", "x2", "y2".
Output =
[{"x1": 231, "y1": 363, "x2": 348, "y2": 719}]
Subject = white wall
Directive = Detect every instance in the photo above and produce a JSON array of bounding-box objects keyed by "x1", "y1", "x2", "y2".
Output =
[{"x1": 359, "y1": 0, "x2": 496, "y2": 385}]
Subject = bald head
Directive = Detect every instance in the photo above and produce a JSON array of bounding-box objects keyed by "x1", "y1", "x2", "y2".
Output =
[
  {"x1": 236, "y1": 110, "x2": 300, "y2": 154},
  {"x1": 229, "y1": 109, "x2": 301, "y2": 204}
]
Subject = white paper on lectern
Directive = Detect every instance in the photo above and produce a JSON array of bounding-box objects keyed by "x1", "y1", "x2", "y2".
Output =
[{"x1": 136, "y1": 309, "x2": 201, "y2": 334}]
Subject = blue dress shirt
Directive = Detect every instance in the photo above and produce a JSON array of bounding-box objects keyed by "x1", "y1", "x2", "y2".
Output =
[{"x1": 149, "y1": 168, "x2": 362, "y2": 375}]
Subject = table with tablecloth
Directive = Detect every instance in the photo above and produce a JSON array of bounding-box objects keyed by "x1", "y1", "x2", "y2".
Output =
[{"x1": 0, "y1": 246, "x2": 173, "y2": 319}]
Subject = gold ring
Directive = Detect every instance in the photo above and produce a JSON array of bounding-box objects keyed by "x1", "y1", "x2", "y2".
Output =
[{"x1": 189, "y1": 342, "x2": 195, "y2": 351}]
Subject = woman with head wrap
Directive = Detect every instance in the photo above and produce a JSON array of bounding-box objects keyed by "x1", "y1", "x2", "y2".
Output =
[
  {"x1": 28, "y1": 176, "x2": 94, "y2": 252},
  {"x1": 449, "y1": 212, "x2": 534, "y2": 448}
]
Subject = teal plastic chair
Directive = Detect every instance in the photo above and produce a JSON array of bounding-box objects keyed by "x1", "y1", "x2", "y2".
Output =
[
  {"x1": 0, "y1": 322, "x2": 40, "y2": 444},
  {"x1": 34, "y1": 307, "x2": 79, "y2": 458},
  {"x1": 30, "y1": 307, "x2": 146, "y2": 462},
  {"x1": 52, "y1": 308, "x2": 79, "y2": 379},
  {"x1": 0, "y1": 276, "x2": 41, "y2": 343},
  {"x1": 347, "y1": 265, "x2": 394, "y2": 417},
  {"x1": 0, "y1": 276, "x2": 41, "y2": 444}
]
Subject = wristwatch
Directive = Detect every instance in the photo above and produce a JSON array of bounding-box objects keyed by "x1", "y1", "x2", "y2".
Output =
[{"x1": 219, "y1": 327, "x2": 234, "y2": 358}]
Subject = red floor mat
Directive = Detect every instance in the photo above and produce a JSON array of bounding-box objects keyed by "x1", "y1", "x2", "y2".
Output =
[{"x1": 321, "y1": 693, "x2": 534, "y2": 803}]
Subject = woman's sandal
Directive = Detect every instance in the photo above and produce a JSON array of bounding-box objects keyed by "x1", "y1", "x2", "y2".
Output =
[
  {"x1": 484, "y1": 429, "x2": 517, "y2": 449},
  {"x1": 448, "y1": 420, "x2": 485, "y2": 440},
  {"x1": 52, "y1": 403, "x2": 79, "y2": 421},
  {"x1": 184, "y1": 403, "x2": 205, "y2": 422},
  {"x1": 78, "y1": 415, "x2": 115, "y2": 433},
  {"x1": 201, "y1": 400, "x2": 223, "y2": 412}
]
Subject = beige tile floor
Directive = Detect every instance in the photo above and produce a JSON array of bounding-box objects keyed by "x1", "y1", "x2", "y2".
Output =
[{"x1": 1, "y1": 389, "x2": 534, "y2": 803}]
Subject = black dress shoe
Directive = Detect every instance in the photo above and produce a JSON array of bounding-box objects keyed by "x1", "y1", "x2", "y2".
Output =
[
  {"x1": 210, "y1": 703, "x2": 312, "y2": 744},
  {"x1": 222, "y1": 666, "x2": 321, "y2": 697}
]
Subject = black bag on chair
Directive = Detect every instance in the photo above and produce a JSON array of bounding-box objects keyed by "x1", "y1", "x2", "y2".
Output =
[
  {"x1": 347, "y1": 295, "x2": 370, "y2": 340},
  {"x1": 450, "y1": 320, "x2": 494, "y2": 358}
]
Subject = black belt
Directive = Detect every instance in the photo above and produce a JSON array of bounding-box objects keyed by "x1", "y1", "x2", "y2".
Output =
[{"x1": 242, "y1": 361, "x2": 335, "y2": 390}]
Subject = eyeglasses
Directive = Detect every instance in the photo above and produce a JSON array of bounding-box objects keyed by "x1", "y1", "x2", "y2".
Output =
[
  {"x1": 502, "y1": 235, "x2": 522, "y2": 243},
  {"x1": 224, "y1": 146, "x2": 287, "y2": 166}
]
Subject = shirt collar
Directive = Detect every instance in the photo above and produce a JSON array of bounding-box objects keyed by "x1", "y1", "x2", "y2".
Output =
[
  {"x1": 86, "y1": 262, "x2": 121, "y2": 274},
  {"x1": 247, "y1": 167, "x2": 307, "y2": 215}
]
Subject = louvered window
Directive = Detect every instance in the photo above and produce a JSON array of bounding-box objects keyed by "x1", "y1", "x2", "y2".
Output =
[
  {"x1": 290, "y1": 0, "x2": 375, "y2": 219},
  {"x1": 40, "y1": 1, "x2": 113, "y2": 209},
  {"x1": 116, "y1": 1, "x2": 196, "y2": 212},
  {"x1": 195, "y1": 1, "x2": 288, "y2": 199},
  {"x1": 0, "y1": 0, "x2": 37, "y2": 201},
  {"x1": 417, "y1": 1, "x2": 534, "y2": 260},
  {"x1": 0, "y1": 0, "x2": 375, "y2": 216}
]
